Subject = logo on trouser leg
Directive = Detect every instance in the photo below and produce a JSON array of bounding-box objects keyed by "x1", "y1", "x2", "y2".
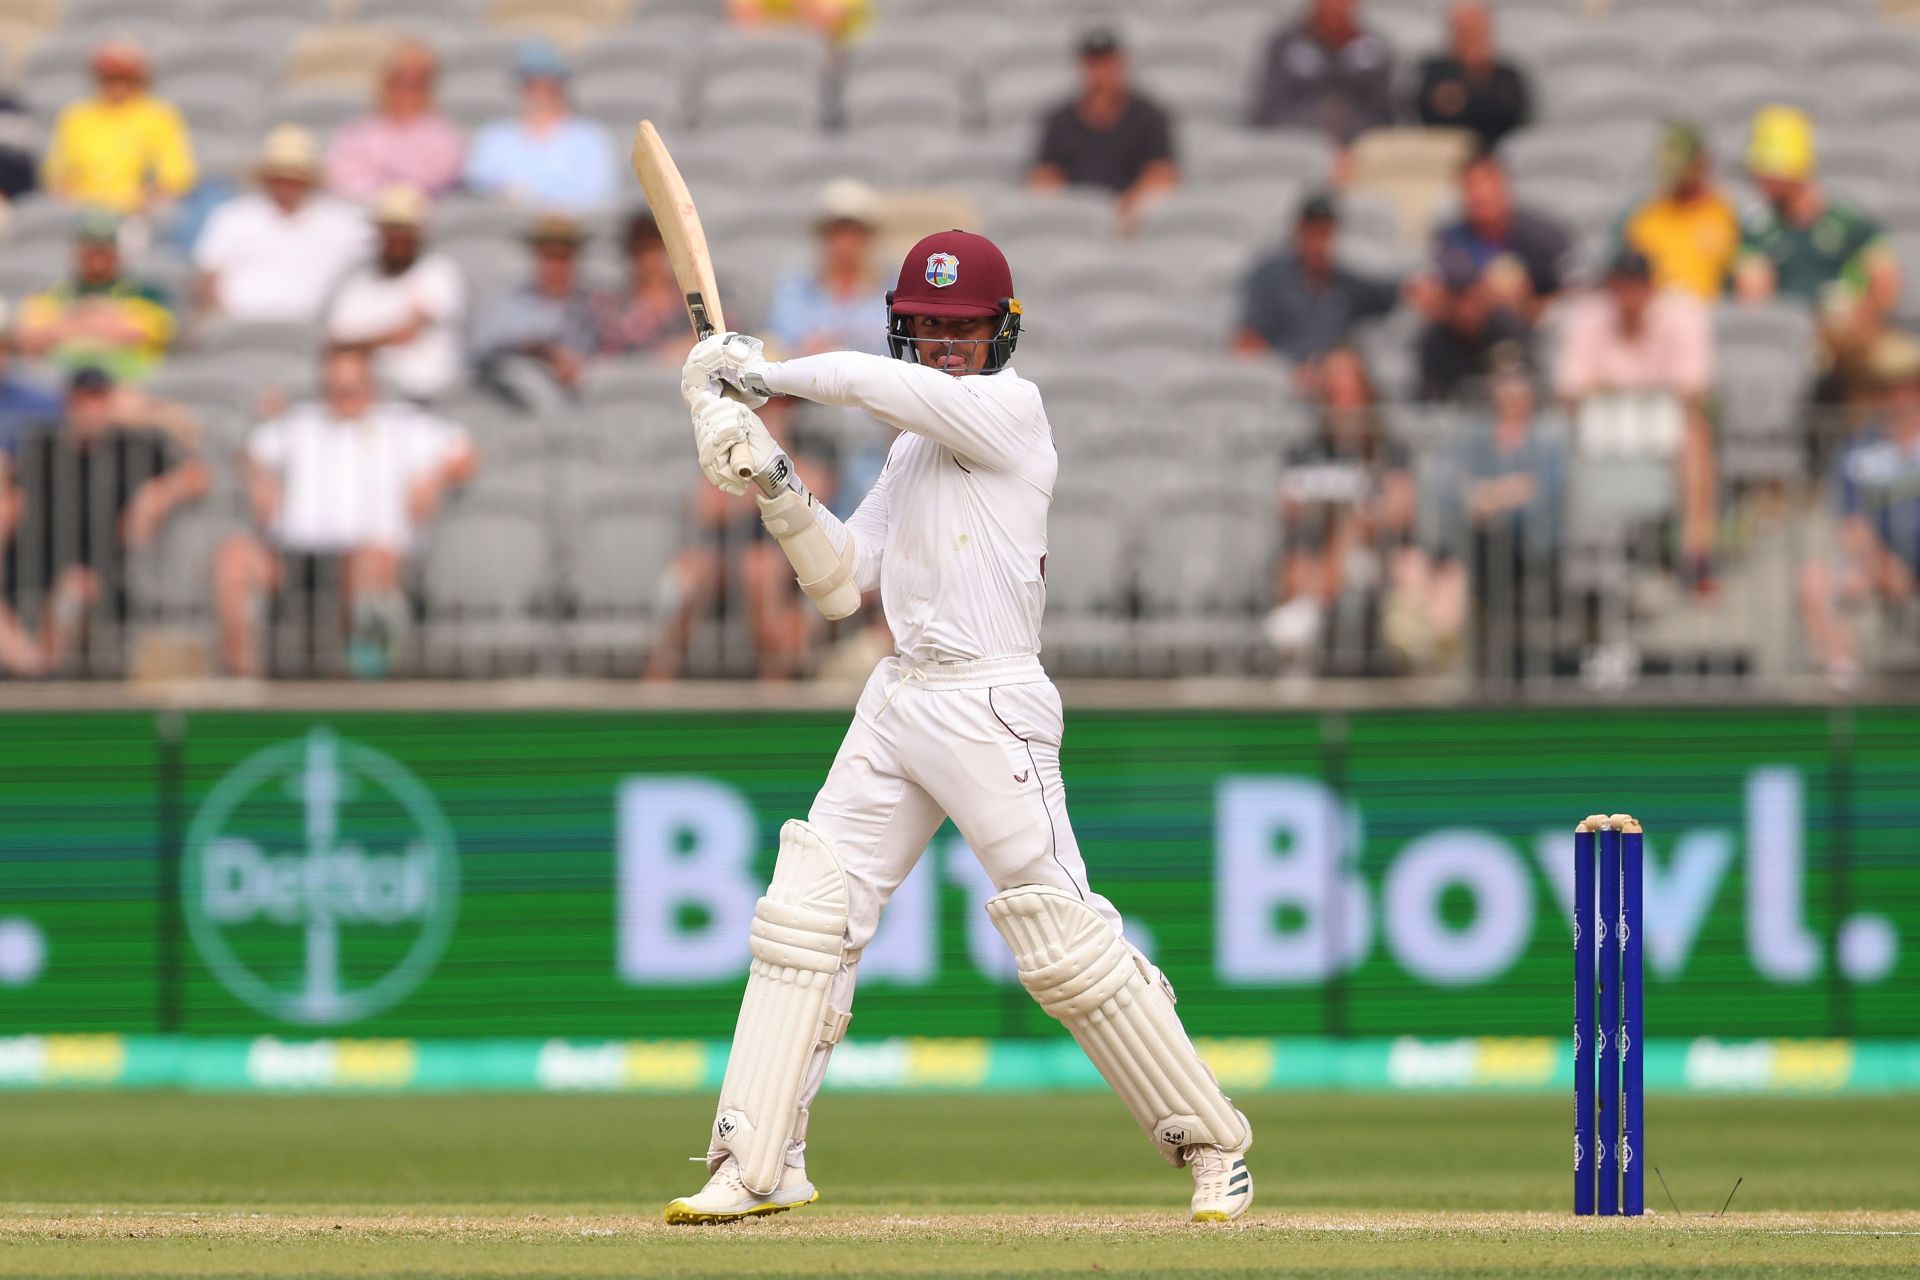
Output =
[{"x1": 1013, "y1": 771, "x2": 1030, "y2": 783}]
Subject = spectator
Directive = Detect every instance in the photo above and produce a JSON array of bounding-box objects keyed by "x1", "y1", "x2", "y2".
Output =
[
  {"x1": 326, "y1": 40, "x2": 466, "y2": 204},
  {"x1": 1029, "y1": 28, "x2": 1178, "y2": 233},
  {"x1": 1250, "y1": 0, "x2": 1395, "y2": 147},
  {"x1": 727, "y1": 0, "x2": 871, "y2": 43},
  {"x1": 1262, "y1": 347, "x2": 1416, "y2": 671},
  {"x1": 193, "y1": 126, "x2": 372, "y2": 323},
  {"x1": 2, "y1": 367, "x2": 208, "y2": 675},
  {"x1": 1801, "y1": 334, "x2": 1920, "y2": 687},
  {"x1": 764, "y1": 179, "x2": 892, "y2": 511},
  {"x1": 15, "y1": 211, "x2": 174, "y2": 383},
  {"x1": 1437, "y1": 348, "x2": 1569, "y2": 678},
  {"x1": 1431, "y1": 151, "x2": 1570, "y2": 325},
  {"x1": 214, "y1": 345, "x2": 475, "y2": 678},
  {"x1": 1735, "y1": 106, "x2": 1900, "y2": 397},
  {"x1": 465, "y1": 42, "x2": 616, "y2": 214},
  {"x1": 765, "y1": 180, "x2": 887, "y2": 359},
  {"x1": 1235, "y1": 191, "x2": 1401, "y2": 369},
  {"x1": 0, "y1": 92, "x2": 38, "y2": 202},
  {"x1": 1556, "y1": 248, "x2": 1717, "y2": 589},
  {"x1": 326, "y1": 187, "x2": 466, "y2": 403},
  {"x1": 593, "y1": 212, "x2": 690, "y2": 359},
  {"x1": 471, "y1": 213, "x2": 597, "y2": 406},
  {"x1": 0, "y1": 322, "x2": 60, "y2": 454},
  {"x1": 1619, "y1": 120, "x2": 1740, "y2": 301},
  {"x1": 0, "y1": 323, "x2": 60, "y2": 674},
  {"x1": 41, "y1": 41, "x2": 195, "y2": 216},
  {"x1": 1414, "y1": 1, "x2": 1529, "y2": 153},
  {"x1": 1415, "y1": 248, "x2": 1526, "y2": 401}
]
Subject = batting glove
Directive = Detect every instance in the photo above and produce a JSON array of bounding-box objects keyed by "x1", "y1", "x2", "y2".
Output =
[
  {"x1": 690, "y1": 388, "x2": 783, "y2": 496},
  {"x1": 682, "y1": 331, "x2": 771, "y2": 409}
]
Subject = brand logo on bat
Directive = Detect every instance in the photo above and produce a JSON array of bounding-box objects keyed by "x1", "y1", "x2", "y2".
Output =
[
  {"x1": 926, "y1": 252, "x2": 959, "y2": 287},
  {"x1": 181, "y1": 728, "x2": 460, "y2": 1026}
]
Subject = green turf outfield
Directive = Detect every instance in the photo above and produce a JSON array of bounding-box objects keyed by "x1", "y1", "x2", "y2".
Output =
[{"x1": 3, "y1": 1092, "x2": 1917, "y2": 1278}]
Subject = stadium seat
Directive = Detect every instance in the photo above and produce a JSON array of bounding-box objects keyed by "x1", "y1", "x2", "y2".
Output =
[
  {"x1": 127, "y1": 499, "x2": 244, "y2": 632},
  {"x1": 1181, "y1": 126, "x2": 1334, "y2": 189},
  {"x1": 356, "y1": 0, "x2": 487, "y2": 26},
  {"x1": 979, "y1": 64, "x2": 1075, "y2": 132},
  {"x1": 418, "y1": 497, "x2": 556, "y2": 675},
  {"x1": 282, "y1": 27, "x2": 403, "y2": 95},
  {"x1": 841, "y1": 68, "x2": 970, "y2": 133},
  {"x1": 485, "y1": 0, "x2": 634, "y2": 47},
  {"x1": 201, "y1": 0, "x2": 332, "y2": 27},
  {"x1": 896, "y1": 132, "x2": 1030, "y2": 187},
  {"x1": 576, "y1": 74, "x2": 685, "y2": 134},
  {"x1": 1134, "y1": 188, "x2": 1268, "y2": 246},
  {"x1": 696, "y1": 68, "x2": 822, "y2": 132},
  {"x1": 1139, "y1": 65, "x2": 1247, "y2": 127},
  {"x1": 699, "y1": 27, "x2": 826, "y2": 82},
  {"x1": 1668, "y1": 32, "x2": 1793, "y2": 81},
  {"x1": 560, "y1": 499, "x2": 682, "y2": 672},
  {"x1": 977, "y1": 187, "x2": 1114, "y2": 242}
]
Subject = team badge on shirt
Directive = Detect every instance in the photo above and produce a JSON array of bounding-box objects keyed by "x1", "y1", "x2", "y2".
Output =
[{"x1": 925, "y1": 252, "x2": 959, "y2": 287}]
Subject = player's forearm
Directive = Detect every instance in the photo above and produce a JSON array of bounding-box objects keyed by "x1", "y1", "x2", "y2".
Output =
[{"x1": 759, "y1": 351, "x2": 1026, "y2": 470}]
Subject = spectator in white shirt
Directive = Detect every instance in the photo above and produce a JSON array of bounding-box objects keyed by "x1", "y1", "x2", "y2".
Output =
[
  {"x1": 192, "y1": 126, "x2": 372, "y2": 323},
  {"x1": 213, "y1": 344, "x2": 476, "y2": 677},
  {"x1": 325, "y1": 186, "x2": 465, "y2": 402}
]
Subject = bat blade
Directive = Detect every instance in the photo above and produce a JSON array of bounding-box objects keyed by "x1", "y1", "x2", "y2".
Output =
[{"x1": 630, "y1": 119, "x2": 754, "y2": 479}]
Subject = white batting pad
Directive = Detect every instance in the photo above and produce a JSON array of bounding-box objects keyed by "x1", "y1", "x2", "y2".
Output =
[
  {"x1": 712, "y1": 819, "x2": 851, "y2": 1193},
  {"x1": 986, "y1": 885, "x2": 1251, "y2": 1166}
]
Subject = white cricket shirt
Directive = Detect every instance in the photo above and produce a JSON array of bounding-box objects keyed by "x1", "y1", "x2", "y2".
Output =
[
  {"x1": 326, "y1": 253, "x2": 467, "y2": 400},
  {"x1": 194, "y1": 192, "x2": 372, "y2": 322},
  {"x1": 248, "y1": 400, "x2": 471, "y2": 554},
  {"x1": 760, "y1": 352, "x2": 1055, "y2": 666}
]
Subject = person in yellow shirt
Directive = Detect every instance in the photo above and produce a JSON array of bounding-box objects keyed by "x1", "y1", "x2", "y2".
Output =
[
  {"x1": 41, "y1": 41, "x2": 196, "y2": 215},
  {"x1": 14, "y1": 211, "x2": 175, "y2": 383},
  {"x1": 1619, "y1": 119, "x2": 1740, "y2": 300},
  {"x1": 727, "y1": 0, "x2": 871, "y2": 44}
]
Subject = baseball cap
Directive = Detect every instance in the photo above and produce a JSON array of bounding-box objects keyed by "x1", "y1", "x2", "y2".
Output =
[
  {"x1": 74, "y1": 208, "x2": 123, "y2": 244},
  {"x1": 1653, "y1": 119, "x2": 1706, "y2": 185},
  {"x1": 515, "y1": 40, "x2": 570, "y2": 81},
  {"x1": 68, "y1": 366, "x2": 114, "y2": 395},
  {"x1": 1297, "y1": 191, "x2": 1339, "y2": 224},
  {"x1": 1747, "y1": 105, "x2": 1815, "y2": 182},
  {"x1": 255, "y1": 125, "x2": 321, "y2": 182},
  {"x1": 1607, "y1": 246, "x2": 1653, "y2": 282},
  {"x1": 1077, "y1": 26, "x2": 1122, "y2": 57}
]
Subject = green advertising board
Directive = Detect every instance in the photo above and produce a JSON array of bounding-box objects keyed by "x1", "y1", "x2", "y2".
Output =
[{"x1": 1, "y1": 707, "x2": 1915, "y2": 1044}]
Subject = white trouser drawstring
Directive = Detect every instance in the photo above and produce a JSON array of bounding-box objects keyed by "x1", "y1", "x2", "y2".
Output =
[{"x1": 875, "y1": 660, "x2": 926, "y2": 719}]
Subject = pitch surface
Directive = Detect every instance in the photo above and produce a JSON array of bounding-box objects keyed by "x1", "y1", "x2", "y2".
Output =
[{"x1": 5, "y1": 1092, "x2": 1916, "y2": 1277}]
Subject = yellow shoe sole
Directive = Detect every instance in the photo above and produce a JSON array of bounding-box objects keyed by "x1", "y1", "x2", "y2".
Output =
[
  {"x1": 663, "y1": 1190, "x2": 818, "y2": 1225},
  {"x1": 1191, "y1": 1209, "x2": 1233, "y2": 1223}
]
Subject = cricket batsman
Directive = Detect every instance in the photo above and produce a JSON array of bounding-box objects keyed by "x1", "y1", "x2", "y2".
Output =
[{"x1": 665, "y1": 230, "x2": 1253, "y2": 1224}]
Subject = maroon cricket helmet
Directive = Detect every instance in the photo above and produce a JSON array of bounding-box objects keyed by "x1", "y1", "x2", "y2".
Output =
[{"x1": 886, "y1": 229, "x2": 1023, "y2": 372}]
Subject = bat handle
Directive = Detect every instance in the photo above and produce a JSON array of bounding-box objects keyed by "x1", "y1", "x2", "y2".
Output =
[{"x1": 729, "y1": 442, "x2": 756, "y2": 480}]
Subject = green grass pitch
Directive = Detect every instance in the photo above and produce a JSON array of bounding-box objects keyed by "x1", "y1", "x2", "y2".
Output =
[{"x1": 3, "y1": 1091, "x2": 1918, "y2": 1278}]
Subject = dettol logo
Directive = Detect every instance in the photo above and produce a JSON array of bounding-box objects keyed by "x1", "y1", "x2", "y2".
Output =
[{"x1": 182, "y1": 728, "x2": 458, "y2": 1025}]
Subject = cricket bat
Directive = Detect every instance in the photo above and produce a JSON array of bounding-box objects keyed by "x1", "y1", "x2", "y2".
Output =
[{"x1": 629, "y1": 120, "x2": 756, "y2": 481}]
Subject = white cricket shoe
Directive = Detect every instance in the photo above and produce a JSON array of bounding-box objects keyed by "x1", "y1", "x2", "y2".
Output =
[
  {"x1": 663, "y1": 1154, "x2": 818, "y2": 1225},
  {"x1": 1185, "y1": 1144, "x2": 1252, "y2": 1223}
]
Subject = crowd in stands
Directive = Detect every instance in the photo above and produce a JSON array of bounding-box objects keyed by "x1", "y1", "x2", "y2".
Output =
[{"x1": 0, "y1": 0, "x2": 1913, "y2": 691}]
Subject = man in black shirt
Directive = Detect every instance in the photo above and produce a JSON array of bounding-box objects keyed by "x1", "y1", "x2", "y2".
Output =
[
  {"x1": 1, "y1": 366, "x2": 207, "y2": 674},
  {"x1": 1236, "y1": 191, "x2": 1402, "y2": 369},
  {"x1": 1029, "y1": 27, "x2": 1178, "y2": 232},
  {"x1": 1249, "y1": 0, "x2": 1396, "y2": 146},
  {"x1": 1414, "y1": 2, "x2": 1530, "y2": 152}
]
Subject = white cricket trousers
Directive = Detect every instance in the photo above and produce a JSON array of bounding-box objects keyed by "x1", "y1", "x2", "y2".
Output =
[{"x1": 790, "y1": 653, "x2": 1128, "y2": 1128}]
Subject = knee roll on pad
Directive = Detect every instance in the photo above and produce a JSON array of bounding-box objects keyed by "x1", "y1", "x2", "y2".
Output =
[
  {"x1": 986, "y1": 884, "x2": 1251, "y2": 1167},
  {"x1": 712, "y1": 819, "x2": 851, "y2": 1194}
]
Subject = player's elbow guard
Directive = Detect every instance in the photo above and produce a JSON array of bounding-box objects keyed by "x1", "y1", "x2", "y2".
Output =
[{"x1": 755, "y1": 486, "x2": 862, "y2": 621}]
